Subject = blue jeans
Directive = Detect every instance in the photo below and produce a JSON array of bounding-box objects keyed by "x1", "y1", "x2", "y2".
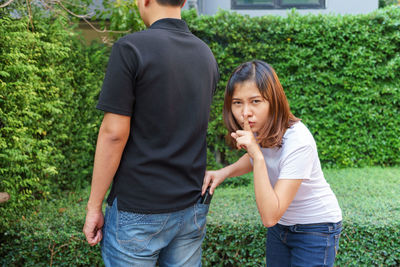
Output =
[
  {"x1": 266, "y1": 221, "x2": 342, "y2": 267},
  {"x1": 101, "y1": 198, "x2": 209, "y2": 267}
]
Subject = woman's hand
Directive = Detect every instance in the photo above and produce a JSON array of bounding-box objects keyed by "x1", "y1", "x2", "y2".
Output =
[
  {"x1": 202, "y1": 169, "x2": 228, "y2": 195},
  {"x1": 232, "y1": 116, "x2": 263, "y2": 160}
]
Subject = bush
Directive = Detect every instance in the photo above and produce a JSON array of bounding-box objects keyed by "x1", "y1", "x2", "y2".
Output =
[
  {"x1": 379, "y1": 0, "x2": 398, "y2": 8},
  {"x1": 0, "y1": 188, "x2": 102, "y2": 267},
  {"x1": 0, "y1": 16, "x2": 108, "y2": 229},
  {"x1": 182, "y1": 7, "x2": 400, "y2": 168},
  {"x1": 1, "y1": 167, "x2": 399, "y2": 266}
]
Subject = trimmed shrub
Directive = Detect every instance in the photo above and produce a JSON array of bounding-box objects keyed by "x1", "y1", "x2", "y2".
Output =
[
  {"x1": 379, "y1": 0, "x2": 398, "y2": 8},
  {"x1": 0, "y1": 189, "x2": 103, "y2": 267},
  {"x1": 1, "y1": 167, "x2": 399, "y2": 266},
  {"x1": 0, "y1": 16, "x2": 108, "y2": 229},
  {"x1": 182, "y1": 7, "x2": 400, "y2": 168}
]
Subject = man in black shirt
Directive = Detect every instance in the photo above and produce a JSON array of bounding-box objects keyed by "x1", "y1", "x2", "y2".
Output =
[{"x1": 83, "y1": 0, "x2": 219, "y2": 265}]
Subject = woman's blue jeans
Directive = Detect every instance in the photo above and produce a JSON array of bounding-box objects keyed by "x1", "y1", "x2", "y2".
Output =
[
  {"x1": 266, "y1": 221, "x2": 342, "y2": 267},
  {"x1": 101, "y1": 198, "x2": 209, "y2": 267}
]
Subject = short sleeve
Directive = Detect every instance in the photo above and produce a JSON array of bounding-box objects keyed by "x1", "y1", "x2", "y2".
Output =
[
  {"x1": 278, "y1": 145, "x2": 314, "y2": 180},
  {"x1": 96, "y1": 42, "x2": 139, "y2": 116}
]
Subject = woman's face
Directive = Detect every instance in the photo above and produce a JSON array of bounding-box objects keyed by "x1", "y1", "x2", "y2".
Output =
[{"x1": 231, "y1": 81, "x2": 270, "y2": 134}]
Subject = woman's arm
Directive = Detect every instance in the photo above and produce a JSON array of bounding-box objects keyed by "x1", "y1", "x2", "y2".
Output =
[
  {"x1": 253, "y1": 155, "x2": 302, "y2": 227},
  {"x1": 202, "y1": 153, "x2": 252, "y2": 195},
  {"x1": 234, "y1": 116, "x2": 302, "y2": 227}
]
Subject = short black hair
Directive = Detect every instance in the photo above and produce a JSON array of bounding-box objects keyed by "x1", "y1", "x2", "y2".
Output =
[{"x1": 156, "y1": 0, "x2": 186, "y2": 6}]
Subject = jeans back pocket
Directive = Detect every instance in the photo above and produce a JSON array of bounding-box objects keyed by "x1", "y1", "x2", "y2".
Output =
[{"x1": 116, "y1": 211, "x2": 170, "y2": 253}]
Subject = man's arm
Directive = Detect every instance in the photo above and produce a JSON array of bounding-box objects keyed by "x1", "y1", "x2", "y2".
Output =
[{"x1": 83, "y1": 112, "x2": 130, "y2": 246}]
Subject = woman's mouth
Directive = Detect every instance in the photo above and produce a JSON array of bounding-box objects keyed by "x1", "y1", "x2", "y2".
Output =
[{"x1": 243, "y1": 121, "x2": 255, "y2": 128}]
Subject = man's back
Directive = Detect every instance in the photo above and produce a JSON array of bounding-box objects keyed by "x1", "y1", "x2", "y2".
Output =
[
  {"x1": 84, "y1": 2, "x2": 219, "y2": 264},
  {"x1": 97, "y1": 18, "x2": 219, "y2": 213}
]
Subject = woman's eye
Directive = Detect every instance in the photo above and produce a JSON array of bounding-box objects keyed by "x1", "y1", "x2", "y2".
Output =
[
  {"x1": 252, "y1": 99, "x2": 261, "y2": 104},
  {"x1": 232, "y1": 101, "x2": 242, "y2": 105}
]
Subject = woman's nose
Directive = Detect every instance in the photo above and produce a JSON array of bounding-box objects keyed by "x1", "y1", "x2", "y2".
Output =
[{"x1": 243, "y1": 105, "x2": 252, "y2": 117}]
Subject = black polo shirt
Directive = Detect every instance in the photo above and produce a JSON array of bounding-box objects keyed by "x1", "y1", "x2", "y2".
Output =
[{"x1": 97, "y1": 18, "x2": 219, "y2": 213}]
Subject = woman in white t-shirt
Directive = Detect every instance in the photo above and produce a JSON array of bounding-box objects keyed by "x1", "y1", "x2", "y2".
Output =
[{"x1": 202, "y1": 60, "x2": 342, "y2": 267}]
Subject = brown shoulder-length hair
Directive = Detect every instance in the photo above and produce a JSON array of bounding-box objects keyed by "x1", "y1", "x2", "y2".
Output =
[{"x1": 223, "y1": 60, "x2": 300, "y2": 148}]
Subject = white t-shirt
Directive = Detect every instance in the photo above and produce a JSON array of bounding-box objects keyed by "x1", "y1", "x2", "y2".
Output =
[{"x1": 254, "y1": 121, "x2": 342, "y2": 225}]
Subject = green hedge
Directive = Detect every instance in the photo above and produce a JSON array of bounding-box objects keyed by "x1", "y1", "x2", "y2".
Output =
[
  {"x1": 0, "y1": 16, "x2": 107, "y2": 228},
  {"x1": 0, "y1": 189, "x2": 103, "y2": 267},
  {"x1": 1, "y1": 167, "x2": 399, "y2": 266},
  {"x1": 181, "y1": 7, "x2": 400, "y2": 168}
]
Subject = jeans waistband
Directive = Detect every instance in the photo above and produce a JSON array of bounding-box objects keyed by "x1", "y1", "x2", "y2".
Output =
[{"x1": 278, "y1": 221, "x2": 342, "y2": 231}]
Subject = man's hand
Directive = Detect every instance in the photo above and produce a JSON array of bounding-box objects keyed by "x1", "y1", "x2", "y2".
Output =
[
  {"x1": 83, "y1": 209, "x2": 104, "y2": 246},
  {"x1": 82, "y1": 112, "x2": 130, "y2": 246}
]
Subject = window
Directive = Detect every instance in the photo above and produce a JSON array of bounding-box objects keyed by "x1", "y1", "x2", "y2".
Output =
[{"x1": 232, "y1": 0, "x2": 325, "y2": 10}]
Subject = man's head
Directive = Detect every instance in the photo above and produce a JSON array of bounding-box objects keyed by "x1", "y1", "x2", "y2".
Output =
[{"x1": 137, "y1": 0, "x2": 187, "y2": 27}]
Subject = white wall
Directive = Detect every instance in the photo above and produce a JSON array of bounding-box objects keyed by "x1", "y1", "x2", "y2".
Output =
[{"x1": 192, "y1": 0, "x2": 379, "y2": 16}]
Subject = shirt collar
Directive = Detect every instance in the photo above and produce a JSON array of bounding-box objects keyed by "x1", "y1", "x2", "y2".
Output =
[{"x1": 149, "y1": 18, "x2": 190, "y2": 33}]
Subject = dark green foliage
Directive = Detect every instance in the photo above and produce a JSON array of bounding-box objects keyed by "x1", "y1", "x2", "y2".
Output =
[
  {"x1": 201, "y1": 221, "x2": 400, "y2": 266},
  {"x1": 1, "y1": 167, "x2": 399, "y2": 266},
  {"x1": 218, "y1": 175, "x2": 251, "y2": 188},
  {"x1": 0, "y1": 188, "x2": 103, "y2": 266},
  {"x1": 93, "y1": 0, "x2": 145, "y2": 41},
  {"x1": 379, "y1": 0, "x2": 398, "y2": 8},
  {"x1": 338, "y1": 223, "x2": 400, "y2": 266},
  {"x1": 183, "y1": 7, "x2": 400, "y2": 168},
  {"x1": 0, "y1": 16, "x2": 108, "y2": 229},
  {"x1": 203, "y1": 223, "x2": 266, "y2": 266}
]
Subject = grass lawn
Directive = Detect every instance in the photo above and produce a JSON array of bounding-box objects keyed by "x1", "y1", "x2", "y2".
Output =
[{"x1": 208, "y1": 166, "x2": 400, "y2": 226}]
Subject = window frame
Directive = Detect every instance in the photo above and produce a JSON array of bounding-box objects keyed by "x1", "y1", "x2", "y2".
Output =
[{"x1": 231, "y1": 0, "x2": 326, "y2": 10}]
